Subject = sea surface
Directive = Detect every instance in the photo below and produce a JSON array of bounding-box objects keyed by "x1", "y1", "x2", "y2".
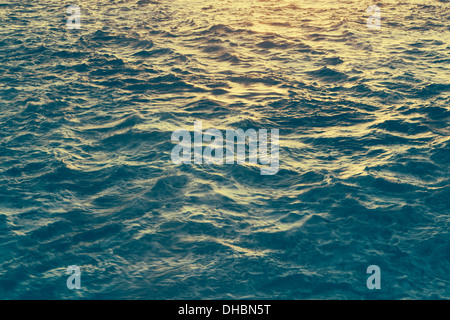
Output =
[{"x1": 0, "y1": 0, "x2": 449, "y2": 299}]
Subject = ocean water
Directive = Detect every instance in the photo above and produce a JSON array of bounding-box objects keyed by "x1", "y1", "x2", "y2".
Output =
[{"x1": 0, "y1": 0, "x2": 449, "y2": 299}]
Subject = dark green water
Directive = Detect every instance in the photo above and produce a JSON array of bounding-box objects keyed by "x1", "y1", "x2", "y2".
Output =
[{"x1": 0, "y1": 0, "x2": 449, "y2": 299}]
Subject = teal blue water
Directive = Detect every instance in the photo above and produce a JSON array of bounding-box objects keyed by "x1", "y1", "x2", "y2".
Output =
[{"x1": 0, "y1": 0, "x2": 449, "y2": 299}]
